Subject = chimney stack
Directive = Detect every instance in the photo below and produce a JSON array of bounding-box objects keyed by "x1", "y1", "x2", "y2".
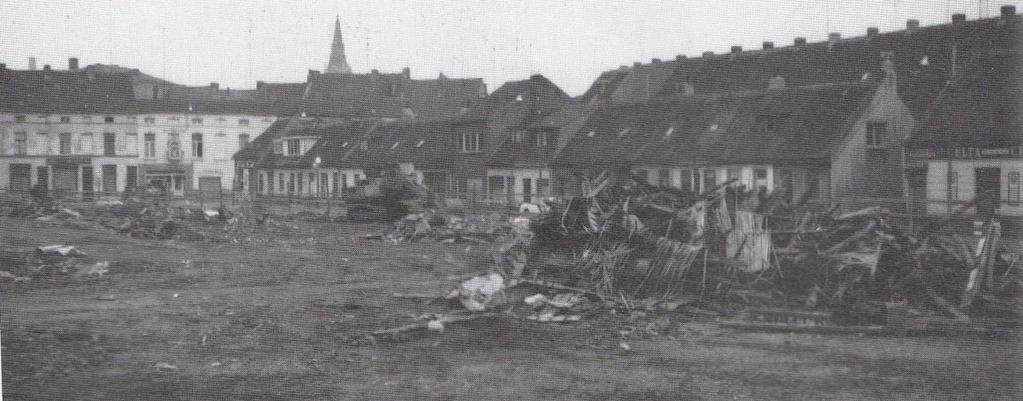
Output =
[
  {"x1": 828, "y1": 32, "x2": 841, "y2": 43},
  {"x1": 0, "y1": 63, "x2": 6, "y2": 70},
  {"x1": 867, "y1": 27, "x2": 879, "y2": 37},
  {"x1": 633, "y1": 61, "x2": 643, "y2": 67},
  {"x1": 256, "y1": 80, "x2": 265, "y2": 89},
  {"x1": 43, "y1": 64, "x2": 51, "y2": 71},
  {"x1": 401, "y1": 67, "x2": 410, "y2": 79},
  {"x1": 762, "y1": 41, "x2": 774, "y2": 50},
  {"x1": 68, "y1": 57, "x2": 79, "y2": 70},
  {"x1": 307, "y1": 69, "x2": 321, "y2": 81},
  {"x1": 794, "y1": 37, "x2": 807, "y2": 46},
  {"x1": 675, "y1": 54, "x2": 686, "y2": 61},
  {"x1": 1002, "y1": 5, "x2": 1016, "y2": 18},
  {"x1": 730, "y1": 45, "x2": 742, "y2": 54},
  {"x1": 702, "y1": 51, "x2": 714, "y2": 58},
  {"x1": 28, "y1": 57, "x2": 36, "y2": 70},
  {"x1": 651, "y1": 58, "x2": 661, "y2": 63},
  {"x1": 210, "y1": 82, "x2": 219, "y2": 89},
  {"x1": 952, "y1": 13, "x2": 966, "y2": 24},
  {"x1": 906, "y1": 19, "x2": 920, "y2": 30}
]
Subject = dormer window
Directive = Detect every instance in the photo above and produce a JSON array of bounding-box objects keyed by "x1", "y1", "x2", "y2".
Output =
[
  {"x1": 866, "y1": 122, "x2": 886, "y2": 147},
  {"x1": 515, "y1": 94, "x2": 524, "y2": 102},
  {"x1": 535, "y1": 131, "x2": 551, "y2": 147},
  {"x1": 286, "y1": 139, "x2": 301, "y2": 156},
  {"x1": 104, "y1": 116, "x2": 115, "y2": 123},
  {"x1": 459, "y1": 130, "x2": 481, "y2": 153},
  {"x1": 618, "y1": 127, "x2": 631, "y2": 138}
]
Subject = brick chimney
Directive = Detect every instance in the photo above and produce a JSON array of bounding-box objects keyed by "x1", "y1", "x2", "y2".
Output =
[
  {"x1": 307, "y1": 69, "x2": 321, "y2": 82},
  {"x1": 28, "y1": 57, "x2": 36, "y2": 70},
  {"x1": 68, "y1": 57, "x2": 79, "y2": 70},
  {"x1": 768, "y1": 75, "x2": 786, "y2": 89},
  {"x1": 952, "y1": 13, "x2": 966, "y2": 24},
  {"x1": 906, "y1": 19, "x2": 920, "y2": 30},
  {"x1": 401, "y1": 67, "x2": 410, "y2": 79},
  {"x1": 702, "y1": 51, "x2": 714, "y2": 58},
  {"x1": 210, "y1": 82, "x2": 219, "y2": 89},
  {"x1": 651, "y1": 58, "x2": 661, "y2": 64},
  {"x1": 762, "y1": 41, "x2": 774, "y2": 50},
  {"x1": 675, "y1": 54, "x2": 686, "y2": 61},
  {"x1": 595, "y1": 78, "x2": 612, "y2": 110},
  {"x1": 867, "y1": 27, "x2": 879, "y2": 37},
  {"x1": 828, "y1": 32, "x2": 841, "y2": 43},
  {"x1": 1002, "y1": 5, "x2": 1016, "y2": 18},
  {"x1": 730, "y1": 45, "x2": 742, "y2": 54},
  {"x1": 633, "y1": 61, "x2": 643, "y2": 67},
  {"x1": 794, "y1": 37, "x2": 807, "y2": 47},
  {"x1": 43, "y1": 64, "x2": 51, "y2": 71}
]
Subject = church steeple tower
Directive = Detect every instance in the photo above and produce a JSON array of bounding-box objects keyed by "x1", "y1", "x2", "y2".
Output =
[{"x1": 326, "y1": 16, "x2": 352, "y2": 74}]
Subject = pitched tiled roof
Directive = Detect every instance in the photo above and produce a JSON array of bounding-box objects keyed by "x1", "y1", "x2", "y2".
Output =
[
  {"x1": 906, "y1": 49, "x2": 1023, "y2": 147},
  {"x1": 343, "y1": 120, "x2": 461, "y2": 171},
  {"x1": 301, "y1": 71, "x2": 484, "y2": 120},
  {"x1": 576, "y1": 68, "x2": 630, "y2": 104},
  {"x1": 556, "y1": 81, "x2": 877, "y2": 168},
  {"x1": 133, "y1": 99, "x2": 282, "y2": 115},
  {"x1": 0, "y1": 69, "x2": 137, "y2": 113}
]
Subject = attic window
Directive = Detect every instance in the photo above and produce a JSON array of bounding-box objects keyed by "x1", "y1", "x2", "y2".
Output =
[
  {"x1": 515, "y1": 94, "x2": 524, "y2": 102},
  {"x1": 416, "y1": 140, "x2": 425, "y2": 148},
  {"x1": 618, "y1": 127, "x2": 631, "y2": 137},
  {"x1": 391, "y1": 141, "x2": 400, "y2": 150}
]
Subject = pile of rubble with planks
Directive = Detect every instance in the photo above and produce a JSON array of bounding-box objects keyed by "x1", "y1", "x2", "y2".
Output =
[{"x1": 372, "y1": 172, "x2": 1021, "y2": 339}]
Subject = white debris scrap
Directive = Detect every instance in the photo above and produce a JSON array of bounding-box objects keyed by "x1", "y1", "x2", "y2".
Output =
[
  {"x1": 36, "y1": 245, "x2": 87, "y2": 257},
  {"x1": 448, "y1": 272, "x2": 506, "y2": 311}
]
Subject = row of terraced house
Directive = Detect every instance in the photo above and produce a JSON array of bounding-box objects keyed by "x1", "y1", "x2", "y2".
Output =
[{"x1": 3, "y1": 8, "x2": 1022, "y2": 218}]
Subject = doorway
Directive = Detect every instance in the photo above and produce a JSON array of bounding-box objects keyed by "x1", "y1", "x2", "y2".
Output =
[
  {"x1": 81, "y1": 165, "x2": 94, "y2": 200},
  {"x1": 974, "y1": 167, "x2": 1001, "y2": 218}
]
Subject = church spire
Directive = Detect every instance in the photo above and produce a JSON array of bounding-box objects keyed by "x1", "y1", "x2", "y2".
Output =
[{"x1": 326, "y1": 16, "x2": 352, "y2": 74}]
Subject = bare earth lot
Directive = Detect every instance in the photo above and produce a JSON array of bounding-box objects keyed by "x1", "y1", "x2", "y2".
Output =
[{"x1": 1, "y1": 216, "x2": 1020, "y2": 400}]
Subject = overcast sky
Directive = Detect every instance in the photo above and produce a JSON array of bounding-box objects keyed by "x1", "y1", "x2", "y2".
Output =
[{"x1": 2, "y1": 0, "x2": 1021, "y2": 95}]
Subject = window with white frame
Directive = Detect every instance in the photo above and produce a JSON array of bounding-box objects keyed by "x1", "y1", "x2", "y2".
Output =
[
  {"x1": 286, "y1": 139, "x2": 301, "y2": 156},
  {"x1": 14, "y1": 132, "x2": 27, "y2": 154},
  {"x1": 460, "y1": 130, "x2": 480, "y2": 153},
  {"x1": 1008, "y1": 171, "x2": 1020, "y2": 203},
  {"x1": 144, "y1": 133, "x2": 156, "y2": 158},
  {"x1": 60, "y1": 133, "x2": 72, "y2": 155},
  {"x1": 191, "y1": 133, "x2": 203, "y2": 158},
  {"x1": 535, "y1": 131, "x2": 550, "y2": 147}
]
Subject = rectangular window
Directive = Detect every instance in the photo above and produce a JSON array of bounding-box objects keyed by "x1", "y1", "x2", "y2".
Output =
[
  {"x1": 274, "y1": 141, "x2": 284, "y2": 154},
  {"x1": 680, "y1": 169, "x2": 694, "y2": 191},
  {"x1": 144, "y1": 117, "x2": 155, "y2": 124},
  {"x1": 238, "y1": 134, "x2": 250, "y2": 149},
  {"x1": 14, "y1": 132, "x2": 27, "y2": 154},
  {"x1": 191, "y1": 118, "x2": 203, "y2": 125},
  {"x1": 191, "y1": 133, "x2": 203, "y2": 158},
  {"x1": 278, "y1": 173, "x2": 285, "y2": 193},
  {"x1": 537, "y1": 178, "x2": 550, "y2": 197},
  {"x1": 144, "y1": 133, "x2": 156, "y2": 158},
  {"x1": 168, "y1": 133, "x2": 181, "y2": 159},
  {"x1": 658, "y1": 169, "x2": 671, "y2": 187},
  {"x1": 754, "y1": 115, "x2": 779, "y2": 135},
  {"x1": 287, "y1": 139, "x2": 301, "y2": 155},
  {"x1": 536, "y1": 131, "x2": 549, "y2": 147},
  {"x1": 60, "y1": 133, "x2": 72, "y2": 155},
  {"x1": 332, "y1": 172, "x2": 340, "y2": 195},
  {"x1": 488, "y1": 176, "x2": 506, "y2": 194},
  {"x1": 60, "y1": 116, "x2": 71, "y2": 123},
  {"x1": 37, "y1": 133, "x2": 50, "y2": 154},
  {"x1": 79, "y1": 133, "x2": 93, "y2": 154},
  {"x1": 103, "y1": 133, "x2": 116, "y2": 155},
  {"x1": 634, "y1": 169, "x2": 649, "y2": 184},
  {"x1": 866, "y1": 122, "x2": 886, "y2": 147},
  {"x1": 1008, "y1": 172, "x2": 1020, "y2": 202},
  {"x1": 511, "y1": 130, "x2": 524, "y2": 143},
  {"x1": 104, "y1": 116, "x2": 115, "y2": 123},
  {"x1": 126, "y1": 166, "x2": 138, "y2": 190},
  {"x1": 125, "y1": 133, "x2": 138, "y2": 154},
  {"x1": 460, "y1": 131, "x2": 480, "y2": 153},
  {"x1": 295, "y1": 173, "x2": 302, "y2": 194},
  {"x1": 702, "y1": 169, "x2": 717, "y2": 193},
  {"x1": 238, "y1": 119, "x2": 250, "y2": 127},
  {"x1": 258, "y1": 173, "x2": 265, "y2": 193},
  {"x1": 806, "y1": 170, "x2": 821, "y2": 200},
  {"x1": 950, "y1": 171, "x2": 959, "y2": 201}
]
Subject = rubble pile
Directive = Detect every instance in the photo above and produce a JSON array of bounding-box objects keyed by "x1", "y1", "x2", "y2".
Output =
[
  {"x1": 527, "y1": 174, "x2": 1022, "y2": 324},
  {"x1": 0, "y1": 245, "x2": 111, "y2": 284}
]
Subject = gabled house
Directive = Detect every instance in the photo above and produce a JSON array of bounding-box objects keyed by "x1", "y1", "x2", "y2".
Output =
[
  {"x1": 905, "y1": 49, "x2": 1023, "y2": 218},
  {"x1": 556, "y1": 56, "x2": 916, "y2": 211}
]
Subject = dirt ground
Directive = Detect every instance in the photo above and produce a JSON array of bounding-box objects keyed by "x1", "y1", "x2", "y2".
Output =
[{"x1": 1, "y1": 216, "x2": 1020, "y2": 400}]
